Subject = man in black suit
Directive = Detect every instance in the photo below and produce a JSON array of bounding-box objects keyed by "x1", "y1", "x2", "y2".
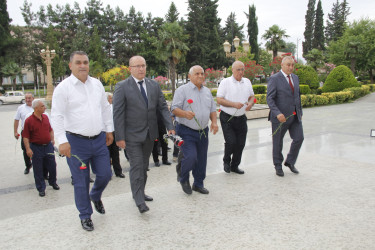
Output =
[
  {"x1": 113, "y1": 55, "x2": 175, "y2": 213},
  {"x1": 266, "y1": 56, "x2": 304, "y2": 177}
]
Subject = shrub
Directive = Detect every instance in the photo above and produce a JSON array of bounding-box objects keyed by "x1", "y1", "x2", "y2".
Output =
[
  {"x1": 163, "y1": 93, "x2": 173, "y2": 101},
  {"x1": 254, "y1": 94, "x2": 267, "y2": 104},
  {"x1": 211, "y1": 89, "x2": 217, "y2": 97},
  {"x1": 299, "y1": 85, "x2": 311, "y2": 95},
  {"x1": 253, "y1": 85, "x2": 267, "y2": 94},
  {"x1": 315, "y1": 95, "x2": 329, "y2": 105},
  {"x1": 295, "y1": 65, "x2": 319, "y2": 89},
  {"x1": 367, "y1": 84, "x2": 375, "y2": 92},
  {"x1": 321, "y1": 65, "x2": 360, "y2": 92},
  {"x1": 343, "y1": 86, "x2": 370, "y2": 99}
]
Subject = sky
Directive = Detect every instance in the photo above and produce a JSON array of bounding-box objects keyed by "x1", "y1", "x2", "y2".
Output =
[{"x1": 6, "y1": 0, "x2": 375, "y2": 61}]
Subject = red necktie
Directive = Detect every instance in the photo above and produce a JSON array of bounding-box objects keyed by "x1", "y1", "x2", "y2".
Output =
[{"x1": 287, "y1": 75, "x2": 294, "y2": 94}]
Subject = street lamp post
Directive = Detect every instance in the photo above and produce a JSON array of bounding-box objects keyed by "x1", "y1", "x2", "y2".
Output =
[
  {"x1": 223, "y1": 36, "x2": 250, "y2": 60},
  {"x1": 40, "y1": 46, "x2": 56, "y2": 102}
]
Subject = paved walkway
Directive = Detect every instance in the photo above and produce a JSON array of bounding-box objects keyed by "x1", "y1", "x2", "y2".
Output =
[{"x1": 1, "y1": 93, "x2": 374, "y2": 249}]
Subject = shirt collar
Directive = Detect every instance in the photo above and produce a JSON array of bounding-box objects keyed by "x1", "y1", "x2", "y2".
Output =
[
  {"x1": 71, "y1": 74, "x2": 90, "y2": 85},
  {"x1": 281, "y1": 70, "x2": 289, "y2": 78},
  {"x1": 187, "y1": 81, "x2": 203, "y2": 90},
  {"x1": 231, "y1": 75, "x2": 244, "y2": 84},
  {"x1": 132, "y1": 76, "x2": 144, "y2": 83}
]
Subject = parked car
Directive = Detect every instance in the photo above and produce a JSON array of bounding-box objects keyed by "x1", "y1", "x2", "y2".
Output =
[{"x1": 0, "y1": 91, "x2": 25, "y2": 105}]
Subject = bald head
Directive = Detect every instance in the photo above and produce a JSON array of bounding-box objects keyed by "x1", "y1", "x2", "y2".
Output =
[{"x1": 232, "y1": 61, "x2": 245, "y2": 81}]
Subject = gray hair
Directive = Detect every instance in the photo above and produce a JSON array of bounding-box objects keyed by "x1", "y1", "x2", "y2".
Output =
[
  {"x1": 281, "y1": 56, "x2": 295, "y2": 64},
  {"x1": 188, "y1": 65, "x2": 204, "y2": 75},
  {"x1": 70, "y1": 51, "x2": 88, "y2": 62},
  {"x1": 32, "y1": 99, "x2": 44, "y2": 109},
  {"x1": 232, "y1": 61, "x2": 244, "y2": 69}
]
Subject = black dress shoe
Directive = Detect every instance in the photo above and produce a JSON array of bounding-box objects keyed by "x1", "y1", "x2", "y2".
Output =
[
  {"x1": 284, "y1": 162, "x2": 299, "y2": 174},
  {"x1": 192, "y1": 185, "x2": 209, "y2": 194},
  {"x1": 91, "y1": 199, "x2": 105, "y2": 214},
  {"x1": 275, "y1": 168, "x2": 284, "y2": 177},
  {"x1": 154, "y1": 162, "x2": 160, "y2": 167},
  {"x1": 39, "y1": 191, "x2": 45, "y2": 197},
  {"x1": 223, "y1": 163, "x2": 230, "y2": 173},
  {"x1": 137, "y1": 203, "x2": 149, "y2": 213},
  {"x1": 115, "y1": 173, "x2": 125, "y2": 178},
  {"x1": 24, "y1": 168, "x2": 30, "y2": 174},
  {"x1": 44, "y1": 175, "x2": 49, "y2": 180},
  {"x1": 180, "y1": 180, "x2": 192, "y2": 195},
  {"x1": 162, "y1": 161, "x2": 172, "y2": 165},
  {"x1": 90, "y1": 177, "x2": 94, "y2": 183},
  {"x1": 81, "y1": 218, "x2": 94, "y2": 231},
  {"x1": 231, "y1": 168, "x2": 245, "y2": 174},
  {"x1": 50, "y1": 184, "x2": 60, "y2": 190},
  {"x1": 144, "y1": 194, "x2": 153, "y2": 201}
]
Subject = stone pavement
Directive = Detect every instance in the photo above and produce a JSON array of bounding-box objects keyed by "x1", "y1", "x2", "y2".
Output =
[{"x1": 0, "y1": 93, "x2": 375, "y2": 249}]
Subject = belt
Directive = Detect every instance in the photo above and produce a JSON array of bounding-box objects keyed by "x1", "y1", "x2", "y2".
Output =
[
  {"x1": 221, "y1": 111, "x2": 245, "y2": 119},
  {"x1": 66, "y1": 131, "x2": 101, "y2": 140},
  {"x1": 178, "y1": 123, "x2": 206, "y2": 132},
  {"x1": 31, "y1": 143, "x2": 49, "y2": 146}
]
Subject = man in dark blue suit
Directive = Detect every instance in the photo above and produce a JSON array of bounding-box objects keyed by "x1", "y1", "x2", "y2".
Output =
[{"x1": 266, "y1": 56, "x2": 304, "y2": 177}]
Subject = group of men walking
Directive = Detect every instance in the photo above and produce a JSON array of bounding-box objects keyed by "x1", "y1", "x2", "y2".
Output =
[{"x1": 13, "y1": 51, "x2": 304, "y2": 231}]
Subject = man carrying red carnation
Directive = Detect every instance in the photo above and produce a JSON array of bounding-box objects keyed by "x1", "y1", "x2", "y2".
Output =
[
  {"x1": 171, "y1": 65, "x2": 218, "y2": 195},
  {"x1": 266, "y1": 56, "x2": 304, "y2": 177},
  {"x1": 217, "y1": 61, "x2": 255, "y2": 175}
]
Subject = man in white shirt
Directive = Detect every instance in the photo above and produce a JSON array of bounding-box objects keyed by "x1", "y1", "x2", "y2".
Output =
[
  {"x1": 217, "y1": 61, "x2": 255, "y2": 174},
  {"x1": 51, "y1": 51, "x2": 114, "y2": 231},
  {"x1": 14, "y1": 92, "x2": 34, "y2": 174}
]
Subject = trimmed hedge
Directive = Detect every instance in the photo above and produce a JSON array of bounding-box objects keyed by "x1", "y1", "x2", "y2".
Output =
[
  {"x1": 299, "y1": 85, "x2": 311, "y2": 95},
  {"x1": 254, "y1": 94, "x2": 267, "y2": 104},
  {"x1": 322, "y1": 65, "x2": 360, "y2": 92},
  {"x1": 253, "y1": 85, "x2": 267, "y2": 94},
  {"x1": 295, "y1": 65, "x2": 319, "y2": 89},
  {"x1": 343, "y1": 85, "x2": 370, "y2": 99}
]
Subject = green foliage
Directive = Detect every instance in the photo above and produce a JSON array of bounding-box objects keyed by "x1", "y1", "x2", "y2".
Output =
[
  {"x1": 211, "y1": 89, "x2": 217, "y2": 97},
  {"x1": 303, "y1": 0, "x2": 316, "y2": 56},
  {"x1": 163, "y1": 93, "x2": 173, "y2": 101},
  {"x1": 245, "y1": 4, "x2": 259, "y2": 63},
  {"x1": 165, "y1": 2, "x2": 179, "y2": 23},
  {"x1": 305, "y1": 48, "x2": 325, "y2": 70},
  {"x1": 223, "y1": 12, "x2": 244, "y2": 44},
  {"x1": 312, "y1": 0, "x2": 325, "y2": 50},
  {"x1": 299, "y1": 85, "x2": 311, "y2": 95},
  {"x1": 295, "y1": 65, "x2": 319, "y2": 89},
  {"x1": 325, "y1": 0, "x2": 350, "y2": 43},
  {"x1": 252, "y1": 85, "x2": 267, "y2": 94},
  {"x1": 322, "y1": 65, "x2": 360, "y2": 92},
  {"x1": 367, "y1": 84, "x2": 375, "y2": 92},
  {"x1": 343, "y1": 85, "x2": 370, "y2": 99},
  {"x1": 253, "y1": 94, "x2": 266, "y2": 104},
  {"x1": 262, "y1": 25, "x2": 289, "y2": 58}
]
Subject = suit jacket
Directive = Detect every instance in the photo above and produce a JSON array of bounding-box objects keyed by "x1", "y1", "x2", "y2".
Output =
[
  {"x1": 266, "y1": 71, "x2": 303, "y2": 123},
  {"x1": 113, "y1": 76, "x2": 173, "y2": 143}
]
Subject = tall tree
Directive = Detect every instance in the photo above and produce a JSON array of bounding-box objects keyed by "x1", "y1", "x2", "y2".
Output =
[
  {"x1": 303, "y1": 0, "x2": 316, "y2": 57},
  {"x1": 280, "y1": 42, "x2": 296, "y2": 54},
  {"x1": 262, "y1": 25, "x2": 289, "y2": 58},
  {"x1": 245, "y1": 4, "x2": 259, "y2": 63},
  {"x1": 155, "y1": 22, "x2": 189, "y2": 96},
  {"x1": 325, "y1": 0, "x2": 350, "y2": 43},
  {"x1": 0, "y1": 0, "x2": 13, "y2": 85},
  {"x1": 312, "y1": 0, "x2": 324, "y2": 50},
  {"x1": 185, "y1": 0, "x2": 225, "y2": 69},
  {"x1": 165, "y1": 2, "x2": 179, "y2": 23},
  {"x1": 223, "y1": 12, "x2": 245, "y2": 45}
]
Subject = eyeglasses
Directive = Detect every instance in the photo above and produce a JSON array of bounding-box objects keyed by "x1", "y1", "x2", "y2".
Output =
[{"x1": 130, "y1": 64, "x2": 147, "y2": 69}]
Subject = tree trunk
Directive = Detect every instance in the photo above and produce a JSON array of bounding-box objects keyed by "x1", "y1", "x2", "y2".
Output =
[
  {"x1": 350, "y1": 59, "x2": 356, "y2": 74},
  {"x1": 273, "y1": 50, "x2": 277, "y2": 59},
  {"x1": 369, "y1": 69, "x2": 374, "y2": 84},
  {"x1": 170, "y1": 61, "x2": 176, "y2": 97}
]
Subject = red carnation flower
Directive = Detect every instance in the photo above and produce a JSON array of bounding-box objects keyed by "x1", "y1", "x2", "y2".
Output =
[
  {"x1": 293, "y1": 111, "x2": 296, "y2": 115},
  {"x1": 253, "y1": 98, "x2": 257, "y2": 103},
  {"x1": 187, "y1": 99, "x2": 193, "y2": 104}
]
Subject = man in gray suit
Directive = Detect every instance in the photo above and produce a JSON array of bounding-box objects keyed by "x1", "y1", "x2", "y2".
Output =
[
  {"x1": 113, "y1": 55, "x2": 175, "y2": 213},
  {"x1": 266, "y1": 56, "x2": 304, "y2": 177}
]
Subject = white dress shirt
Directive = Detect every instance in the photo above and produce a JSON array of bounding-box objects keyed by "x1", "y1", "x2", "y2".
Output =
[
  {"x1": 217, "y1": 76, "x2": 254, "y2": 116},
  {"x1": 14, "y1": 104, "x2": 34, "y2": 129},
  {"x1": 51, "y1": 74, "x2": 114, "y2": 144},
  {"x1": 281, "y1": 69, "x2": 294, "y2": 86},
  {"x1": 132, "y1": 76, "x2": 147, "y2": 96}
]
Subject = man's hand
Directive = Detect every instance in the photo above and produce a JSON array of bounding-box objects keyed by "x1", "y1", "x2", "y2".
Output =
[
  {"x1": 245, "y1": 102, "x2": 253, "y2": 111},
  {"x1": 116, "y1": 140, "x2": 126, "y2": 149},
  {"x1": 233, "y1": 102, "x2": 244, "y2": 109},
  {"x1": 184, "y1": 111, "x2": 195, "y2": 120},
  {"x1": 210, "y1": 122, "x2": 219, "y2": 135},
  {"x1": 14, "y1": 132, "x2": 20, "y2": 140},
  {"x1": 106, "y1": 132, "x2": 114, "y2": 146},
  {"x1": 277, "y1": 114, "x2": 286, "y2": 123},
  {"x1": 59, "y1": 142, "x2": 71, "y2": 158},
  {"x1": 168, "y1": 130, "x2": 176, "y2": 135},
  {"x1": 26, "y1": 148, "x2": 33, "y2": 158}
]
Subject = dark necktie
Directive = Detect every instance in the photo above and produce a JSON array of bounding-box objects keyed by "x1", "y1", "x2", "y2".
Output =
[
  {"x1": 287, "y1": 75, "x2": 294, "y2": 94},
  {"x1": 138, "y1": 80, "x2": 148, "y2": 107}
]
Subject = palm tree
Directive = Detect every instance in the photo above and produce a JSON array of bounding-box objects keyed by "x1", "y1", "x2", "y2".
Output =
[
  {"x1": 262, "y1": 25, "x2": 289, "y2": 58},
  {"x1": 155, "y1": 22, "x2": 189, "y2": 96}
]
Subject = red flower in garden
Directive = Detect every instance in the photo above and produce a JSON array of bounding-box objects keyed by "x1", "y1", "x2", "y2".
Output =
[{"x1": 272, "y1": 112, "x2": 297, "y2": 136}]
